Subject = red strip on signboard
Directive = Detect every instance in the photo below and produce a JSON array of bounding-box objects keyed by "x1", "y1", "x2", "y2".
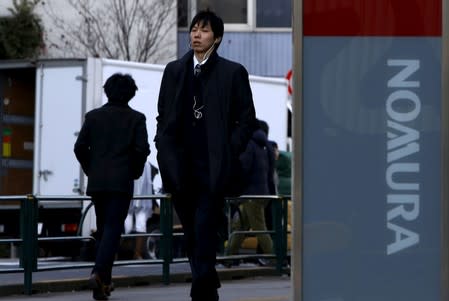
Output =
[{"x1": 304, "y1": 0, "x2": 442, "y2": 36}]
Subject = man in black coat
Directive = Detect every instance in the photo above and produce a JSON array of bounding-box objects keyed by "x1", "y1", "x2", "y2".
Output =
[
  {"x1": 154, "y1": 10, "x2": 256, "y2": 301},
  {"x1": 74, "y1": 73, "x2": 150, "y2": 300}
]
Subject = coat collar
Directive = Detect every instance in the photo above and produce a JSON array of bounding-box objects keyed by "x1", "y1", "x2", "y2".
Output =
[
  {"x1": 179, "y1": 50, "x2": 194, "y2": 66},
  {"x1": 179, "y1": 50, "x2": 219, "y2": 73}
]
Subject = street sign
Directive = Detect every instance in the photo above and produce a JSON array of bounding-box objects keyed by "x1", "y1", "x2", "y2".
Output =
[{"x1": 296, "y1": 1, "x2": 445, "y2": 300}]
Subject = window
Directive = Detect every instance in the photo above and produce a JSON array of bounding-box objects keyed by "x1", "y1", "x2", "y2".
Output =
[
  {"x1": 178, "y1": 0, "x2": 188, "y2": 27},
  {"x1": 197, "y1": 0, "x2": 248, "y2": 24},
  {"x1": 257, "y1": 0, "x2": 291, "y2": 28},
  {"x1": 177, "y1": 0, "x2": 251, "y2": 29},
  {"x1": 177, "y1": 0, "x2": 292, "y2": 30}
]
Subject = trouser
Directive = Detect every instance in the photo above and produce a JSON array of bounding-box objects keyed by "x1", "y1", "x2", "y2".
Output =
[
  {"x1": 91, "y1": 192, "x2": 131, "y2": 284},
  {"x1": 124, "y1": 207, "x2": 150, "y2": 233},
  {"x1": 226, "y1": 199, "x2": 273, "y2": 255},
  {"x1": 172, "y1": 182, "x2": 223, "y2": 300}
]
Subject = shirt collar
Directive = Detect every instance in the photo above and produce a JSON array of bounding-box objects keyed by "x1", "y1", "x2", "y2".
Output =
[{"x1": 193, "y1": 54, "x2": 208, "y2": 69}]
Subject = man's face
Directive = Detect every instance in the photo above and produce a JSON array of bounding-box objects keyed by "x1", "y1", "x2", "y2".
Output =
[
  {"x1": 274, "y1": 148, "x2": 280, "y2": 160},
  {"x1": 190, "y1": 21, "x2": 216, "y2": 55}
]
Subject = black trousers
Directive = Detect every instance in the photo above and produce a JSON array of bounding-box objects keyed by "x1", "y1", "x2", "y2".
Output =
[
  {"x1": 91, "y1": 192, "x2": 131, "y2": 284},
  {"x1": 173, "y1": 165, "x2": 223, "y2": 301}
]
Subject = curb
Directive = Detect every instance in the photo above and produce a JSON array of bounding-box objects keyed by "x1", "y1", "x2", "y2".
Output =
[{"x1": 0, "y1": 266, "x2": 288, "y2": 297}]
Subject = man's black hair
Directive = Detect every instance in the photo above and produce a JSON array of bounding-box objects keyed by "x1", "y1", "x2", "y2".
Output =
[
  {"x1": 189, "y1": 10, "x2": 224, "y2": 48},
  {"x1": 258, "y1": 119, "x2": 270, "y2": 136},
  {"x1": 103, "y1": 73, "x2": 138, "y2": 103}
]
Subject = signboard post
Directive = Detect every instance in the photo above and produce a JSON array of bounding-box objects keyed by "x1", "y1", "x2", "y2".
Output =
[{"x1": 292, "y1": 1, "x2": 449, "y2": 300}]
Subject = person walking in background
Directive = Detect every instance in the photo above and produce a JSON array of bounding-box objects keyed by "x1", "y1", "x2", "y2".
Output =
[
  {"x1": 225, "y1": 119, "x2": 276, "y2": 263},
  {"x1": 257, "y1": 120, "x2": 277, "y2": 232},
  {"x1": 275, "y1": 145, "x2": 293, "y2": 254},
  {"x1": 74, "y1": 73, "x2": 150, "y2": 301},
  {"x1": 276, "y1": 149, "x2": 292, "y2": 197},
  {"x1": 154, "y1": 10, "x2": 256, "y2": 301},
  {"x1": 124, "y1": 161, "x2": 156, "y2": 260},
  {"x1": 269, "y1": 141, "x2": 280, "y2": 193}
]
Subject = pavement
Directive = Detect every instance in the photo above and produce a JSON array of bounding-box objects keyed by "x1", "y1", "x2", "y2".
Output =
[{"x1": 0, "y1": 258, "x2": 291, "y2": 301}]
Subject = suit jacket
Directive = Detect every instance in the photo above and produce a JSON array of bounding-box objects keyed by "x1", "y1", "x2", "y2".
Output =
[
  {"x1": 74, "y1": 102, "x2": 150, "y2": 197},
  {"x1": 154, "y1": 50, "x2": 256, "y2": 195}
]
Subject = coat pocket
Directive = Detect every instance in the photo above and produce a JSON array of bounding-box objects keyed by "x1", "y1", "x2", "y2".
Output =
[{"x1": 156, "y1": 137, "x2": 183, "y2": 193}]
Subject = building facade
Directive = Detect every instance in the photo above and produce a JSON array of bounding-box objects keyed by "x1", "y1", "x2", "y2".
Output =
[
  {"x1": 0, "y1": 0, "x2": 291, "y2": 71},
  {"x1": 177, "y1": 0, "x2": 292, "y2": 77}
]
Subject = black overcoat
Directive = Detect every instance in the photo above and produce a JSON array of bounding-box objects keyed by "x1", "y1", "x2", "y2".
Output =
[
  {"x1": 74, "y1": 102, "x2": 150, "y2": 197},
  {"x1": 154, "y1": 50, "x2": 256, "y2": 195}
]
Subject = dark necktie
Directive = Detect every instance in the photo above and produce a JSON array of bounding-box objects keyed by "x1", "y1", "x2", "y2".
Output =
[
  {"x1": 193, "y1": 64, "x2": 203, "y2": 119},
  {"x1": 194, "y1": 64, "x2": 201, "y2": 77}
]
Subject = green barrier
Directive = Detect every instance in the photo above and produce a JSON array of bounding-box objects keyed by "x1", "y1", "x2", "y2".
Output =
[
  {"x1": 272, "y1": 197, "x2": 283, "y2": 274},
  {"x1": 1, "y1": 194, "x2": 289, "y2": 295},
  {"x1": 20, "y1": 195, "x2": 38, "y2": 295},
  {"x1": 159, "y1": 194, "x2": 173, "y2": 284},
  {"x1": 225, "y1": 195, "x2": 289, "y2": 274},
  {"x1": 17, "y1": 195, "x2": 172, "y2": 294}
]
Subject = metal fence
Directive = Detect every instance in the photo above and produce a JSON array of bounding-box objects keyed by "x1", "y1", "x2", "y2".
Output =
[{"x1": 0, "y1": 194, "x2": 290, "y2": 295}]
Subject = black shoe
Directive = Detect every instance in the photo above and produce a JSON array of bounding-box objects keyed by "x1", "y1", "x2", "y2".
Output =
[
  {"x1": 192, "y1": 290, "x2": 219, "y2": 301},
  {"x1": 221, "y1": 260, "x2": 233, "y2": 268},
  {"x1": 222, "y1": 259, "x2": 240, "y2": 268},
  {"x1": 192, "y1": 295, "x2": 219, "y2": 301},
  {"x1": 88, "y1": 273, "x2": 108, "y2": 300},
  {"x1": 104, "y1": 282, "x2": 114, "y2": 297},
  {"x1": 257, "y1": 258, "x2": 275, "y2": 267}
]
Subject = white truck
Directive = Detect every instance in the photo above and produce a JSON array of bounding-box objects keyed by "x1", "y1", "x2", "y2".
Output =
[{"x1": 0, "y1": 57, "x2": 288, "y2": 257}]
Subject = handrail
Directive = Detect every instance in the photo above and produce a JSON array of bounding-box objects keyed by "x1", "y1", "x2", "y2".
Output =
[
  {"x1": 0, "y1": 194, "x2": 290, "y2": 295},
  {"x1": 32, "y1": 194, "x2": 168, "y2": 201},
  {"x1": 225, "y1": 195, "x2": 289, "y2": 272},
  {"x1": 0, "y1": 195, "x2": 30, "y2": 201}
]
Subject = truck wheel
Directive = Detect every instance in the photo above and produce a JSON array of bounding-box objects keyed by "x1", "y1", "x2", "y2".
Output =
[{"x1": 146, "y1": 228, "x2": 160, "y2": 259}]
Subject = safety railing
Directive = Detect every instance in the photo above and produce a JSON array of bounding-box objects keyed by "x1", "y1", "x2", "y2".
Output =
[
  {"x1": 223, "y1": 195, "x2": 289, "y2": 272},
  {"x1": 0, "y1": 194, "x2": 290, "y2": 295},
  {"x1": 0, "y1": 194, "x2": 171, "y2": 295}
]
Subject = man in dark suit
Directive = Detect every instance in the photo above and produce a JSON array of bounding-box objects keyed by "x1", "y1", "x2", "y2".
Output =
[
  {"x1": 154, "y1": 10, "x2": 256, "y2": 301},
  {"x1": 74, "y1": 73, "x2": 150, "y2": 300}
]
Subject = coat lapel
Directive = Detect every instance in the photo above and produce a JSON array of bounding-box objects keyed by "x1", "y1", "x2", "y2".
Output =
[
  {"x1": 173, "y1": 51, "x2": 193, "y2": 108},
  {"x1": 200, "y1": 52, "x2": 220, "y2": 107}
]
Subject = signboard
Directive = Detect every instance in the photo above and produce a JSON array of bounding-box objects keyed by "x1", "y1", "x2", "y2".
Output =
[{"x1": 301, "y1": 1, "x2": 442, "y2": 300}]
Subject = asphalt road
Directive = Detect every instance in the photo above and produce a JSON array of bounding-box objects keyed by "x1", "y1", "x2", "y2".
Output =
[{"x1": 0, "y1": 276, "x2": 291, "y2": 301}]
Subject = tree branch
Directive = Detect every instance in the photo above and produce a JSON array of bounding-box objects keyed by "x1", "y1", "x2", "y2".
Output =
[{"x1": 40, "y1": 0, "x2": 176, "y2": 62}]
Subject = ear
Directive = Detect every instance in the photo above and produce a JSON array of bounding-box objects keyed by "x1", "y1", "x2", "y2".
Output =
[{"x1": 215, "y1": 37, "x2": 222, "y2": 44}]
